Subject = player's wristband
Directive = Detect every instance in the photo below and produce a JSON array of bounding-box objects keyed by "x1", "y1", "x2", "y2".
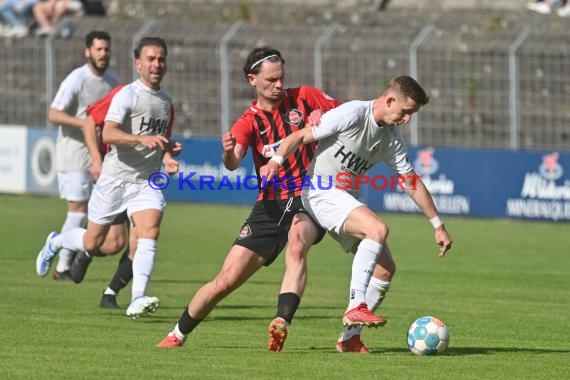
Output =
[
  {"x1": 270, "y1": 155, "x2": 285, "y2": 166},
  {"x1": 429, "y1": 215, "x2": 443, "y2": 229}
]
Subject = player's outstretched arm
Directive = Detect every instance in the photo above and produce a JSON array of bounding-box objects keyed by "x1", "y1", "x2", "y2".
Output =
[
  {"x1": 83, "y1": 116, "x2": 103, "y2": 181},
  {"x1": 404, "y1": 171, "x2": 453, "y2": 257},
  {"x1": 167, "y1": 140, "x2": 182, "y2": 156},
  {"x1": 48, "y1": 108, "x2": 89, "y2": 129},
  {"x1": 221, "y1": 132, "x2": 244, "y2": 171},
  {"x1": 162, "y1": 151, "x2": 179, "y2": 175},
  {"x1": 259, "y1": 128, "x2": 315, "y2": 179},
  {"x1": 308, "y1": 109, "x2": 323, "y2": 127},
  {"x1": 102, "y1": 120, "x2": 168, "y2": 150},
  {"x1": 434, "y1": 227, "x2": 453, "y2": 258}
]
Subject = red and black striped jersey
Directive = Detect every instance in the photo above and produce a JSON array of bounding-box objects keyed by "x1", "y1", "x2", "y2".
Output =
[{"x1": 232, "y1": 86, "x2": 341, "y2": 200}]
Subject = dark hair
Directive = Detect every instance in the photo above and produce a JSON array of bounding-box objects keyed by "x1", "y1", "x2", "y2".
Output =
[
  {"x1": 389, "y1": 76, "x2": 430, "y2": 106},
  {"x1": 133, "y1": 37, "x2": 168, "y2": 59},
  {"x1": 242, "y1": 46, "x2": 285, "y2": 79},
  {"x1": 85, "y1": 31, "x2": 110, "y2": 48}
]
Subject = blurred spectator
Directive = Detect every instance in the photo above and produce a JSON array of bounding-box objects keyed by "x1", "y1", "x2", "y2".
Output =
[
  {"x1": 362, "y1": 0, "x2": 392, "y2": 12},
  {"x1": 557, "y1": 1, "x2": 570, "y2": 16},
  {"x1": 33, "y1": 0, "x2": 83, "y2": 36},
  {"x1": 80, "y1": 0, "x2": 105, "y2": 16},
  {"x1": 526, "y1": 0, "x2": 554, "y2": 14},
  {"x1": 526, "y1": 0, "x2": 569, "y2": 15},
  {"x1": 376, "y1": 0, "x2": 391, "y2": 11},
  {"x1": 0, "y1": 0, "x2": 37, "y2": 38}
]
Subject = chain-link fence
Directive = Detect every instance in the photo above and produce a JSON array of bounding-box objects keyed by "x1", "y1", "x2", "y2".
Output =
[{"x1": 1, "y1": 15, "x2": 569, "y2": 151}]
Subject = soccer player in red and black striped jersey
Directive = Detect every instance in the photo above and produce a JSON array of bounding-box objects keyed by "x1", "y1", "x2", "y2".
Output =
[{"x1": 158, "y1": 46, "x2": 340, "y2": 351}]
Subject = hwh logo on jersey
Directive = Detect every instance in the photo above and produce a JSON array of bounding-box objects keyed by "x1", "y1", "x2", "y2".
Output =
[
  {"x1": 334, "y1": 145, "x2": 373, "y2": 175},
  {"x1": 139, "y1": 117, "x2": 167, "y2": 135}
]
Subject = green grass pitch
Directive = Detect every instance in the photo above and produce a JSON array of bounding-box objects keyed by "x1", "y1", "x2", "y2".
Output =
[{"x1": 0, "y1": 194, "x2": 568, "y2": 379}]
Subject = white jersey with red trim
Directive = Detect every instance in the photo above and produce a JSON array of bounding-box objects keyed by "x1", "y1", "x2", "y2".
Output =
[
  {"x1": 102, "y1": 80, "x2": 174, "y2": 183},
  {"x1": 51, "y1": 64, "x2": 119, "y2": 172},
  {"x1": 309, "y1": 100, "x2": 412, "y2": 197}
]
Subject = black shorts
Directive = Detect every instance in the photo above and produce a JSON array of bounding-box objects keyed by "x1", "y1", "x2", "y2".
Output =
[
  {"x1": 233, "y1": 197, "x2": 326, "y2": 266},
  {"x1": 111, "y1": 210, "x2": 128, "y2": 225}
]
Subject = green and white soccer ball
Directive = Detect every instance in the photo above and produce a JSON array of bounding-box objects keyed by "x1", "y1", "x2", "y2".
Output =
[{"x1": 407, "y1": 316, "x2": 450, "y2": 356}]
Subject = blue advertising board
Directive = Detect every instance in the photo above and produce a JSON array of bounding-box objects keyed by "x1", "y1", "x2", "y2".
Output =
[
  {"x1": 162, "y1": 137, "x2": 257, "y2": 205},
  {"x1": 362, "y1": 146, "x2": 570, "y2": 221},
  {"x1": 44, "y1": 133, "x2": 563, "y2": 222}
]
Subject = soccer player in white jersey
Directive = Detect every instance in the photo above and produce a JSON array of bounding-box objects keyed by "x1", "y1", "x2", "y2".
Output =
[
  {"x1": 46, "y1": 30, "x2": 120, "y2": 281},
  {"x1": 36, "y1": 36, "x2": 182, "y2": 319},
  {"x1": 260, "y1": 75, "x2": 454, "y2": 352}
]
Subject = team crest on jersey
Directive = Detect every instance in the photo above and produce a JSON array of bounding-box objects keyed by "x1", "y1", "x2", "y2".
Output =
[
  {"x1": 238, "y1": 225, "x2": 252, "y2": 239},
  {"x1": 286, "y1": 109, "x2": 303, "y2": 125}
]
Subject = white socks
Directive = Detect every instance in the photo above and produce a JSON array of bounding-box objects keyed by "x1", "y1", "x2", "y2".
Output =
[
  {"x1": 55, "y1": 212, "x2": 86, "y2": 272},
  {"x1": 348, "y1": 239, "x2": 382, "y2": 310},
  {"x1": 51, "y1": 227, "x2": 86, "y2": 252},
  {"x1": 341, "y1": 277, "x2": 391, "y2": 341},
  {"x1": 365, "y1": 277, "x2": 391, "y2": 311},
  {"x1": 131, "y1": 238, "x2": 157, "y2": 301},
  {"x1": 172, "y1": 324, "x2": 185, "y2": 341}
]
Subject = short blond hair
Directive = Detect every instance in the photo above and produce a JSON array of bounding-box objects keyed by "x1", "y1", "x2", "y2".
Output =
[{"x1": 388, "y1": 76, "x2": 429, "y2": 106}]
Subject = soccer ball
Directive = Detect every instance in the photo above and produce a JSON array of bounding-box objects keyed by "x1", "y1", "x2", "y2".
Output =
[{"x1": 407, "y1": 316, "x2": 450, "y2": 356}]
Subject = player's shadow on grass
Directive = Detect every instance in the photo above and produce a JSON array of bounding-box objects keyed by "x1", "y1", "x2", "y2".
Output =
[
  {"x1": 85, "y1": 277, "x2": 210, "y2": 285},
  {"x1": 137, "y1": 278, "x2": 283, "y2": 286},
  {"x1": 209, "y1": 315, "x2": 340, "y2": 322},
  {"x1": 284, "y1": 346, "x2": 570, "y2": 355},
  {"x1": 215, "y1": 304, "x2": 341, "y2": 311},
  {"x1": 445, "y1": 346, "x2": 570, "y2": 355},
  {"x1": 151, "y1": 305, "x2": 339, "y2": 312}
]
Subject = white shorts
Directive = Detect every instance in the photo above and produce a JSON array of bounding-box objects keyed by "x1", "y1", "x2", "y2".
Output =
[
  {"x1": 57, "y1": 171, "x2": 93, "y2": 202},
  {"x1": 302, "y1": 187, "x2": 363, "y2": 252},
  {"x1": 88, "y1": 174, "x2": 166, "y2": 225}
]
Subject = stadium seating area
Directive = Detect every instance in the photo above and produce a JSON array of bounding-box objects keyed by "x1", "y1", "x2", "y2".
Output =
[{"x1": 1, "y1": 0, "x2": 568, "y2": 150}]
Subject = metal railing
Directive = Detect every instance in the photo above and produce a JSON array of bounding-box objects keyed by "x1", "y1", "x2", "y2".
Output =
[{"x1": 1, "y1": 16, "x2": 568, "y2": 151}]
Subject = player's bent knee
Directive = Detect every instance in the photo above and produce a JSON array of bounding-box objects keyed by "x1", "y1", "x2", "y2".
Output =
[
  {"x1": 288, "y1": 228, "x2": 318, "y2": 252},
  {"x1": 284, "y1": 239, "x2": 310, "y2": 260},
  {"x1": 100, "y1": 240, "x2": 125, "y2": 255},
  {"x1": 213, "y1": 281, "x2": 236, "y2": 298},
  {"x1": 211, "y1": 275, "x2": 240, "y2": 297},
  {"x1": 138, "y1": 226, "x2": 160, "y2": 240},
  {"x1": 366, "y1": 222, "x2": 389, "y2": 243},
  {"x1": 84, "y1": 238, "x2": 103, "y2": 253}
]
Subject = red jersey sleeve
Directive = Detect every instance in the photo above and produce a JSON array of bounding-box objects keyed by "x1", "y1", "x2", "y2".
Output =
[
  {"x1": 86, "y1": 84, "x2": 125, "y2": 126},
  {"x1": 299, "y1": 86, "x2": 341, "y2": 113},
  {"x1": 230, "y1": 114, "x2": 255, "y2": 157},
  {"x1": 165, "y1": 104, "x2": 175, "y2": 139}
]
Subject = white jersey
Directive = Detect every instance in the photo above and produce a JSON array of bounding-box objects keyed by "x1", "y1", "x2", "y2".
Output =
[
  {"x1": 102, "y1": 80, "x2": 173, "y2": 183},
  {"x1": 51, "y1": 64, "x2": 119, "y2": 172},
  {"x1": 309, "y1": 100, "x2": 412, "y2": 197}
]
